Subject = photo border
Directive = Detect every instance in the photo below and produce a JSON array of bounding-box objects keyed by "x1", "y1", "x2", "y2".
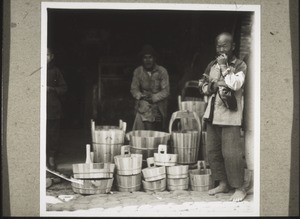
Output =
[{"x1": 40, "y1": 2, "x2": 261, "y2": 216}]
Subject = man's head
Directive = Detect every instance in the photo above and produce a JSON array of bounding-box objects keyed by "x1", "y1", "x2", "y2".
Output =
[
  {"x1": 139, "y1": 45, "x2": 157, "y2": 71},
  {"x1": 215, "y1": 32, "x2": 235, "y2": 59},
  {"x1": 47, "y1": 48, "x2": 54, "y2": 64}
]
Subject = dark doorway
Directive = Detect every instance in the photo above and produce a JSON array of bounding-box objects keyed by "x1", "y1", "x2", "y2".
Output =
[{"x1": 47, "y1": 9, "x2": 252, "y2": 160}]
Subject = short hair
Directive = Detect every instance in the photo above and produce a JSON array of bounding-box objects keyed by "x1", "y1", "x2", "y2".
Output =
[{"x1": 215, "y1": 32, "x2": 234, "y2": 45}]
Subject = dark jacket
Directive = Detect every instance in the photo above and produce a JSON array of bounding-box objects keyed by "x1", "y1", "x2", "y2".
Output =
[
  {"x1": 130, "y1": 64, "x2": 170, "y2": 130},
  {"x1": 47, "y1": 62, "x2": 67, "y2": 119}
]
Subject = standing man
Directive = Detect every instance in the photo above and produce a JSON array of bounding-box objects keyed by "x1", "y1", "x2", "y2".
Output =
[
  {"x1": 130, "y1": 45, "x2": 170, "y2": 131},
  {"x1": 199, "y1": 32, "x2": 248, "y2": 202},
  {"x1": 47, "y1": 48, "x2": 67, "y2": 170}
]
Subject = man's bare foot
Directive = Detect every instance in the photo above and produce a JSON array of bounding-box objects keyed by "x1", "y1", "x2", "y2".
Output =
[
  {"x1": 208, "y1": 181, "x2": 229, "y2": 195},
  {"x1": 230, "y1": 188, "x2": 247, "y2": 202}
]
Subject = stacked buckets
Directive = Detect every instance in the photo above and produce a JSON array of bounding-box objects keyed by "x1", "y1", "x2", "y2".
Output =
[
  {"x1": 142, "y1": 157, "x2": 166, "y2": 192},
  {"x1": 71, "y1": 144, "x2": 115, "y2": 195},
  {"x1": 114, "y1": 146, "x2": 143, "y2": 192},
  {"x1": 126, "y1": 130, "x2": 171, "y2": 168},
  {"x1": 153, "y1": 144, "x2": 189, "y2": 191}
]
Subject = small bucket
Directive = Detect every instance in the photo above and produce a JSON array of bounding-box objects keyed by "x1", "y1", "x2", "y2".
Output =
[
  {"x1": 142, "y1": 157, "x2": 166, "y2": 182},
  {"x1": 142, "y1": 178, "x2": 166, "y2": 192},
  {"x1": 114, "y1": 145, "x2": 143, "y2": 175},
  {"x1": 167, "y1": 177, "x2": 189, "y2": 191},
  {"x1": 154, "y1": 144, "x2": 177, "y2": 166},
  {"x1": 166, "y1": 165, "x2": 189, "y2": 179},
  {"x1": 71, "y1": 177, "x2": 114, "y2": 195},
  {"x1": 72, "y1": 144, "x2": 115, "y2": 179},
  {"x1": 115, "y1": 173, "x2": 142, "y2": 192},
  {"x1": 189, "y1": 160, "x2": 213, "y2": 191}
]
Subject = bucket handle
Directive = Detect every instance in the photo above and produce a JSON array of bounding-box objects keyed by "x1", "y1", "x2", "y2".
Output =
[
  {"x1": 85, "y1": 144, "x2": 92, "y2": 164},
  {"x1": 169, "y1": 110, "x2": 201, "y2": 134},
  {"x1": 119, "y1": 120, "x2": 127, "y2": 132},
  {"x1": 90, "y1": 152, "x2": 94, "y2": 163},
  {"x1": 158, "y1": 144, "x2": 167, "y2": 154},
  {"x1": 178, "y1": 95, "x2": 183, "y2": 110},
  {"x1": 147, "y1": 157, "x2": 156, "y2": 168},
  {"x1": 125, "y1": 132, "x2": 130, "y2": 141},
  {"x1": 197, "y1": 160, "x2": 207, "y2": 171},
  {"x1": 91, "y1": 119, "x2": 95, "y2": 141},
  {"x1": 121, "y1": 145, "x2": 131, "y2": 157},
  {"x1": 122, "y1": 122, "x2": 127, "y2": 133}
]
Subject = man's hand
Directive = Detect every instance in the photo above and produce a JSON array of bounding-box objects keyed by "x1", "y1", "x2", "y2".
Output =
[
  {"x1": 216, "y1": 54, "x2": 228, "y2": 66},
  {"x1": 140, "y1": 93, "x2": 153, "y2": 103},
  {"x1": 208, "y1": 80, "x2": 219, "y2": 94}
]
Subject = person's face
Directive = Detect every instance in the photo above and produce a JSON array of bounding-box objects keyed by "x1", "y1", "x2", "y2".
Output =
[
  {"x1": 142, "y1": 54, "x2": 155, "y2": 70},
  {"x1": 216, "y1": 35, "x2": 235, "y2": 58},
  {"x1": 47, "y1": 49, "x2": 54, "y2": 64}
]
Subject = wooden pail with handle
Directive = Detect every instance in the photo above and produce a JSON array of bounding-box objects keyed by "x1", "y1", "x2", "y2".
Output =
[
  {"x1": 91, "y1": 119, "x2": 126, "y2": 163},
  {"x1": 169, "y1": 110, "x2": 201, "y2": 165},
  {"x1": 114, "y1": 145, "x2": 143, "y2": 175},
  {"x1": 126, "y1": 130, "x2": 171, "y2": 167},
  {"x1": 189, "y1": 160, "x2": 213, "y2": 191},
  {"x1": 142, "y1": 157, "x2": 166, "y2": 182},
  {"x1": 72, "y1": 144, "x2": 115, "y2": 179},
  {"x1": 115, "y1": 173, "x2": 142, "y2": 192},
  {"x1": 166, "y1": 165, "x2": 189, "y2": 191},
  {"x1": 154, "y1": 144, "x2": 177, "y2": 166}
]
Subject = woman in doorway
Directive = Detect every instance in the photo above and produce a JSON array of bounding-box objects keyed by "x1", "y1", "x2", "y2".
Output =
[{"x1": 130, "y1": 45, "x2": 170, "y2": 131}]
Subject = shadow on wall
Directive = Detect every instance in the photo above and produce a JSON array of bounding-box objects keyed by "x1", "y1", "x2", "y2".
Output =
[
  {"x1": 2, "y1": 0, "x2": 11, "y2": 216},
  {"x1": 289, "y1": 0, "x2": 299, "y2": 216}
]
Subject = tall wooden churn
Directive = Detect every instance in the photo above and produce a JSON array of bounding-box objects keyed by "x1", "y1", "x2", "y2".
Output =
[{"x1": 179, "y1": 80, "x2": 207, "y2": 161}]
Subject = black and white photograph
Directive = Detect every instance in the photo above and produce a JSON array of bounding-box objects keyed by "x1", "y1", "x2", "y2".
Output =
[{"x1": 40, "y1": 2, "x2": 260, "y2": 216}]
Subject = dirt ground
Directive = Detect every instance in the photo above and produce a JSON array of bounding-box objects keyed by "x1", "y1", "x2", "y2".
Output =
[{"x1": 45, "y1": 180, "x2": 255, "y2": 217}]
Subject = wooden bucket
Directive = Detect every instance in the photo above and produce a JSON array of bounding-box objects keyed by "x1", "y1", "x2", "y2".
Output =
[
  {"x1": 166, "y1": 165, "x2": 189, "y2": 179},
  {"x1": 169, "y1": 110, "x2": 201, "y2": 165},
  {"x1": 130, "y1": 147, "x2": 156, "y2": 167},
  {"x1": 142, "y1": 178, "x2": 166, "y2": 192},
  {"x1": 71, "y1": 178, "x2": 114, "y2": 195},
  {"x1": 154, "y1": 144, "x2": 177, "y2": 166},
  {"x1": 142, "y1": 157, "x2": 166, "y2": 182},
  {"x1": 72, "y1": 144, "x2": 115, "y2": 179},
  {"x1": 126, "y1": 130, "x2": 171, "y2": 165},
  {"x1": 189, "y1": 160, "x2": 213, "y2": 191},
  {"x1": 167, "y1": 177, "x2": 189, "y2": 191},
  {"x1": 116, "y1": 173, "x2": 142, "y2": 192},
  {"x1": 178, "y1": 95, "x2": 207, "y2": 130},
  {"x1": 73, "y1": 163, "x2": 115, "y2": 179},
  {"x1": 114, "y1": 145, "x2": 143, "y2": 175},
  {"x1": 91, "y1": 120, "x2": 126, "y2": 163}
]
